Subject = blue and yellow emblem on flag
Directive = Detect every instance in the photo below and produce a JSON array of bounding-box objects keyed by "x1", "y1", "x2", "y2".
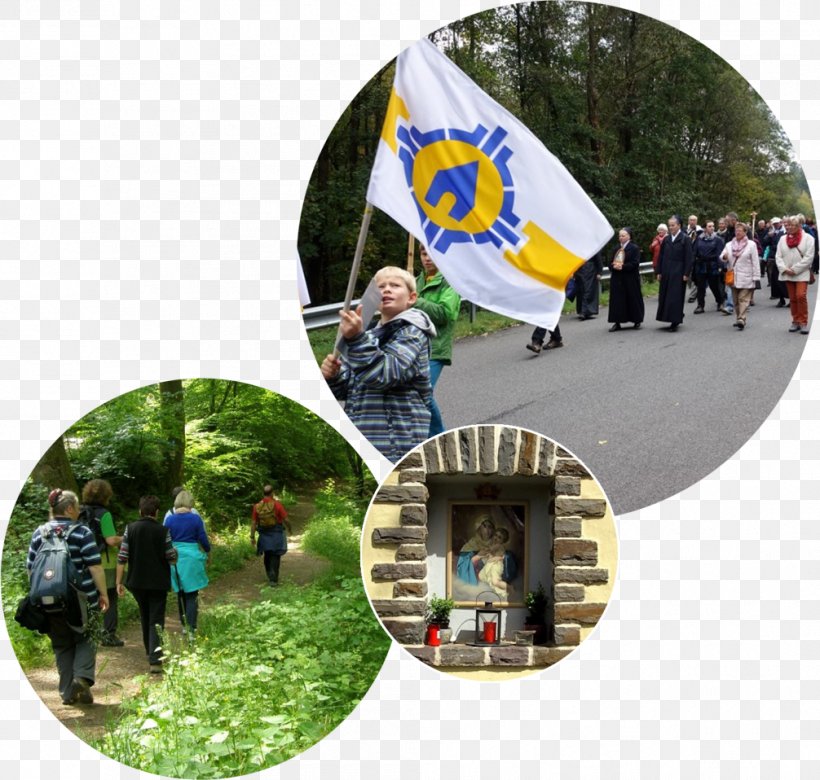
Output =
[{"x1": 367, "y1": 39, "x2": 613, "y2": 329}]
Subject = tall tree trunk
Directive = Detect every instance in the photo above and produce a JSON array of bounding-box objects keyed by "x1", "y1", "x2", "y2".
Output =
[
  {"x1": 31, "y1": 435, "x2": 78, "y2": 493},
  {"x1": 159, "y1": 380, "x2": 186, "y2": 494}
]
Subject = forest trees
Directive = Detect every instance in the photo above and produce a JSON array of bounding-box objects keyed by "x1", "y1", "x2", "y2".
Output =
[
  {"x1": 297, "y1": 1, "x2": 811, "y2": 305},
  {"x1": 26, "y1": 381, "x2": 372, "y2": 528}
]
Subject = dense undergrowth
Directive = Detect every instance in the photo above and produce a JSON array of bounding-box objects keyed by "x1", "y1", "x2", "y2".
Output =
[
  {"x1": 91, "y1": 488, "x2": 387, "y2": 777},
  {"x1": 93, "y1": 577, "x2": 388, "y2": 777}
]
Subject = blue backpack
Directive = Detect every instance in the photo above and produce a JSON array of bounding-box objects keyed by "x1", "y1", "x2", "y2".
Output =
[{"x1": 29, "y1": 522, "x2": 84, "y2": 613}]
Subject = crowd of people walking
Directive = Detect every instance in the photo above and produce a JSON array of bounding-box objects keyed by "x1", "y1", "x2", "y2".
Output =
[
  {"x1": 23, "y1": 480, "x2": 286, "y2": 706},
  {"x1": 541, "y1": 211, "x2": 817, "y2": 340},
  {"x1": 322, "y1": 215, "x2": 816, "y2": 465}
]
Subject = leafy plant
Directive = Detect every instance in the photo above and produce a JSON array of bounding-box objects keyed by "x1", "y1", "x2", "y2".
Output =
[
  {"x1": 1, "y1": 481, "x2": 52, "y2": 666},
  {"x1": 426, "y1": 595, "x2": 455, "y2": 627},
  {"x1": 525, "y1": 582, "x2": 549, "y2": 623},
  {"x1": 93, "y1": 577, "x2": 390, "y2": 777}
]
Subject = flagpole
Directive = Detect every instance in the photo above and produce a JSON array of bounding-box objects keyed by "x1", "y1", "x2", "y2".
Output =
[
  {"x1": 333, "y1": 201, "x2": 374, "y2": 358},
  {"x1": 406, "y1": 233, "x2": 415, "y2": 274},
  {"x1": 342, "y1": 201, "x2": 374, "y2": 312}
]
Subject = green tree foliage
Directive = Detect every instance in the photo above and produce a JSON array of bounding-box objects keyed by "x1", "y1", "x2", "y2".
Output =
[
  {"x1": 19, "y1": 381, "x2": 367, "y2": 530},
  {"x1": 1, "y1": 481, "x2": 52, "y2": 667},
  {"x1": 298, "y1": 1, "x2": 811, "y2": 304}
]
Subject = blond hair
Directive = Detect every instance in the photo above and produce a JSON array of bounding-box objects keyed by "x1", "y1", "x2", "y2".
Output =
[{"x1": 374, "y1": 266, "x2": 416, "y2": 294}]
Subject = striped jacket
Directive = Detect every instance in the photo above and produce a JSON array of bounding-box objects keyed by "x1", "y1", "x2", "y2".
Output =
[
  {"x1": 27, "y1": 519, "x2": 102, "y2": 608},
  {"x1": 329, "y1": 308, "x2": 435, "y2": 462}
]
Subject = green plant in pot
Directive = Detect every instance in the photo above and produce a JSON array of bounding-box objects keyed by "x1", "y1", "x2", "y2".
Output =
[
  {"x1": 427, "y1": 595, "x2": 454, "y2": 628},
  {"x1": 524, "y1": 582, "x2": 550, "y2": 644},
  {"x1": 426, "y1": 595, "x2": 455, "y2": 644}
]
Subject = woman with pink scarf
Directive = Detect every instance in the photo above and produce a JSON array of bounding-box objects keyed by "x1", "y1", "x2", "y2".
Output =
[
  {"x1": 720, "y1": 222, "x2": 760, "y2": 331},
  {"x1": 776, "y1": 215, "x2": 816, "y2": 334}
]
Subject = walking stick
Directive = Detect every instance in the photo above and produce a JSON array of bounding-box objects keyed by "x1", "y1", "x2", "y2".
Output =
[{"x1": 172, "y1": 563, "x2": 187, "y2": 632}]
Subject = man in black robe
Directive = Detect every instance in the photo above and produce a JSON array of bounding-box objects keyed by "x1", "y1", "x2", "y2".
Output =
[
  {"x1": 573, "y1": 251, "x2": 603, "y2": 320},
  {"x1": 656, "y1": 215, "x2": 694, "y2": 331}
]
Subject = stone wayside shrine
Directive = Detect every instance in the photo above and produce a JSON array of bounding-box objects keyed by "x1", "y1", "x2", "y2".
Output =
[{"x1": 362, "y1": 426, "x2": 618, "y2": 679}]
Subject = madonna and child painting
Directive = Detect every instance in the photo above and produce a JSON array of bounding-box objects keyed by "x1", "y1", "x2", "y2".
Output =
[{"x1": 447, "y1": 503, "x2": 528, "y2": 607}]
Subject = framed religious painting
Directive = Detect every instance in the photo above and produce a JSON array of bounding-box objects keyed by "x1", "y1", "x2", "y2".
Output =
[{"x1": 446, "y1": 501, "x2": 529, "y2": 608}]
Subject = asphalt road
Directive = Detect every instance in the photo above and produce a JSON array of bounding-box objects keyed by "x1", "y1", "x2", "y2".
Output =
[{"x1": 435, "y1": 285, "x2": 816, "y2": 515}]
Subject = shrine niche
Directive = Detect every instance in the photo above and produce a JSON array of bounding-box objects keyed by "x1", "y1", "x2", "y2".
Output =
[{"x1": 362, "y1": 426, "x2": 618, "y2": 679}]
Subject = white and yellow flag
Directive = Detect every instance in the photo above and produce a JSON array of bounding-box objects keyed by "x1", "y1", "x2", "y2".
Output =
[{"x1": 367, "y1": 38, "x2": 613, "y2": 330}]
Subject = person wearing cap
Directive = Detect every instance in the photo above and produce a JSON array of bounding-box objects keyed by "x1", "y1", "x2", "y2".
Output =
[
  {"x1": 776, "y1": 215, "x2": 815, "y2": 334},
  {"x1": 764, "y1": 217, "x2": 787, "y2": 306},
  {"x1": 607, "y1": 227, "x2": 644, "y2": 332},
  {"x1": 656, "y1": 215, "x2": 693, "y2": 332}
]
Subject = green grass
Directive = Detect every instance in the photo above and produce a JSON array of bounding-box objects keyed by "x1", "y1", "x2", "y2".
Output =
[
  {"x1": 300, "y1": 486, "x2": 363, "y2": 578},
  {"x1": 307, "y1": 277, "x2": 660, "y2": 362},
  {"x1": 93, "y1": 576, "x2": 389, "y2": 777}
]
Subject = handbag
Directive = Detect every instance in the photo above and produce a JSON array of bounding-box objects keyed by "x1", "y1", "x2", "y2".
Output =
[
  {"x1": 14, "y1": 595, "x2": 50, "y2": 634},
  {"x1": 724, "y1": 268, "x2": 734, "y2": 286},
  {"x1": 754, "y1": 280, "x2": 762, "y2": 290}
]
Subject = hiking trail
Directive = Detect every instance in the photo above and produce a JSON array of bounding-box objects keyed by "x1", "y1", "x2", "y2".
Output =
[{"x1": 21, "y1": 488, "x2": 326, "y2": 743}]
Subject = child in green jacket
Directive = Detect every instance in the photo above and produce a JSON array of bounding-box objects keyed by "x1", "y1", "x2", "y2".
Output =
[{"x1": 414, "y1": 245, "x2": 461, "y2": 436}]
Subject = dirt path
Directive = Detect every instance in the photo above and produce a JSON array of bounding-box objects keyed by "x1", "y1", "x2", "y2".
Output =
[{"x1": 24, "y1": 489, "x2": 325, "y2": 743}]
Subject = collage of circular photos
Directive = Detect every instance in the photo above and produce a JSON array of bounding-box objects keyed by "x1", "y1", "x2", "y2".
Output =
[{"x1": 2, "y1": 1, "x2": 816, "y2": 778}]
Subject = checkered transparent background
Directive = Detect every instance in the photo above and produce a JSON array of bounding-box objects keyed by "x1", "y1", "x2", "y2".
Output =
[{"x1": 0, "y1": 0, "x2": 818, "y2": 777}]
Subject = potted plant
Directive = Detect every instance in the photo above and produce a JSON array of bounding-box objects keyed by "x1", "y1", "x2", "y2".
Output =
[
  {"x1": 426, "y1": 595, "x2": 455, "y2": 644},
  {"x1": 523, "y1": 583, "x2": 549, "y2": 644}
]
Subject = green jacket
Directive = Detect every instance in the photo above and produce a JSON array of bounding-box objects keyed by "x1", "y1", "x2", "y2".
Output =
[{"x1": 414, "y1": 271, "x2": 461, "y2": 364}]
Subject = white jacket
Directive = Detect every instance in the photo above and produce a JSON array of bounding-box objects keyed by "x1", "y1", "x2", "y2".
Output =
[
  {"x1": 776, "y1": 232, "x2": 815, "y2": 283},
  {"x1": 722, "y1": 240, "x2": 760, "y2": 289}
]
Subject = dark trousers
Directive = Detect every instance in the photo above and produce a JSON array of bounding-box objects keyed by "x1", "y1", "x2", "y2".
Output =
[
  {"x1": 47, "y1": 613, "x2": 96, "y2": 702},
  {"x1": 531, "y1": 324, "x2": 562, "y2": 345},
  {"x1": 131, "y1": 588, "x2": 168, "y2": 664},
  {"x1": 263, "y1": 551, "x2": 282, "y2": 583},
  {"x1": 694, "y1": 273, "x2": 724, "y2": 307},
  {"x1": 177, "y1": 590, "x2": 199, "y2": 632},
  {"x1": 767, "y1": 260, "x2": 788, "y2": 300}
]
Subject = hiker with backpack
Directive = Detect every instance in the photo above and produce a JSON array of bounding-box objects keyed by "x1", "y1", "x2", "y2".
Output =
[
  {"x1": 80, "y1": 479, "x2": 124, "y2": 647},
  {"x1": 250, "y1": 485, "x2": 291, "y2": 585},
  {"x1": 26, "y1": 489, "x2": 109, "y2": 706},
  {"x1": 164, "y1": 489, "x2": 210, "y2": 635}
]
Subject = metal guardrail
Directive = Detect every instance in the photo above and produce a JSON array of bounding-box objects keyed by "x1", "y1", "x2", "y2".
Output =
[{"x1": 303, "y1": 262, "x2": 656, "y2": 330}]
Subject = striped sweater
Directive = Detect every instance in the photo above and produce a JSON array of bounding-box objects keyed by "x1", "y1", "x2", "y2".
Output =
[{"x1": 329, "y1": 308, "x2": 435, "y2": 462}]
